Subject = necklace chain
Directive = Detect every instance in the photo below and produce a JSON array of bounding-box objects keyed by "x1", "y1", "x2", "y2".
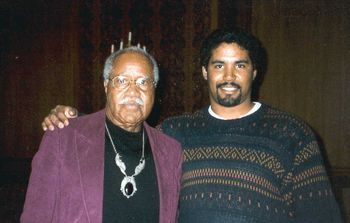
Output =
[{"x1": 105, "y1": 123, "x2": 145, "y2": 198}]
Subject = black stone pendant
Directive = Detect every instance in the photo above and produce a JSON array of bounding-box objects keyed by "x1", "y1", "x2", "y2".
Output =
[
  {"x1": 124, "y1": 182, "x2": 134, "y2": 196},
  {"x1": 120, "y1": 176, "x2": 137, "y2": 198}
]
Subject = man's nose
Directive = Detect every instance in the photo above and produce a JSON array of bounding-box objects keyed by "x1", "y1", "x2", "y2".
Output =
[
  {"x1": 223, "y1": 67, "x2": 236, "y2": 81},
  {"x1": 126, "y1": 80, "x2": 140, "y2": 94}
]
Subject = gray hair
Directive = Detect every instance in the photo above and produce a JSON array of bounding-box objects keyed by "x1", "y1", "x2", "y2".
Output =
[{"x1": 103, "y1": 46, "x2": 159, "y2": 86}]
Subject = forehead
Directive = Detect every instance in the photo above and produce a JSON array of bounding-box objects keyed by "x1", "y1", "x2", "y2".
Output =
[
  {"x1": 112, "y1": 52, "x2": 153, "y2": 77},
  {"x1": 210, "y1": 43, "x2": 250, "y2": 62}
]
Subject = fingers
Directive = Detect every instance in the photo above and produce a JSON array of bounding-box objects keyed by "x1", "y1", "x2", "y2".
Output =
[
  {"x1": 51, "y1": 106, "x2": 69, "y2": 128},
  {"x1": 56, "y1": 111, "x2": 69, "y2": 128},
  {"x1": 41, "y1": 107, "x2": 65, "y2": 131},
  {"x1": 64, "y1": 107, "x2": 78, "y2": 119},
  {"x1": 42, "y1": 116, "x2": 56, "y2": 131},
  {"x1": 42, "y1": 105, "x2": 79, "y2": 131}
]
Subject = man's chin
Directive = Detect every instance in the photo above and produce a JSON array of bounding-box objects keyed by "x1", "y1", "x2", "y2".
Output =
[
  {"x1": 119, "y1": 114, "x2": 145, "y2": 127},
  {"x1": 217, "y1": 97, "x2": 241, "y2": 107}
]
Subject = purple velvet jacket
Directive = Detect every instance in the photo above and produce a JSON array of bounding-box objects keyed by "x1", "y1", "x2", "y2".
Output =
[{"x1": 21, "y1": 110, "x2": 182, "y2": 223}]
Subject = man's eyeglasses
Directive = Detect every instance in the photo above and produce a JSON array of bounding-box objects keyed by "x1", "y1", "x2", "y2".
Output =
[{"x1": 108, "y1": 75, "x2": 156, "y2": 91}]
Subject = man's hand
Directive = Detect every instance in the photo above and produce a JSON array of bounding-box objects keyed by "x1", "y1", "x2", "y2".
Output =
[{"x1": 42, "y1": 105, "x2": 78, "y2": 131}]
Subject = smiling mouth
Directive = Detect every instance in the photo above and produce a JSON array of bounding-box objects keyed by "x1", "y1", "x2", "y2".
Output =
[
  {"x1": 219, "y1": 84, "x2": 241, "y2": 94},
  {"x1": 221, "y1": 85, "x2": 239, "y2": 91}
]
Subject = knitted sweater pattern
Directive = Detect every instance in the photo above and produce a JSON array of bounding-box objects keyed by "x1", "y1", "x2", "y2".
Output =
[{"x1": 160, "y1": 104, "x2": 342, "y2": 223}]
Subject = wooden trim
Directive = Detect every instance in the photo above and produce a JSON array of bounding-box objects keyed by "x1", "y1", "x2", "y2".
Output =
[{"x1": 331, "y1": 168, "x2": 350, "y2": 177}]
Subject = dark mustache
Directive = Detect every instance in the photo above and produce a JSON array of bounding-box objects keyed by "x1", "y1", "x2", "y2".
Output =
[{"x1": 216, "y1": 82, "x2": 241, "y2": 89}]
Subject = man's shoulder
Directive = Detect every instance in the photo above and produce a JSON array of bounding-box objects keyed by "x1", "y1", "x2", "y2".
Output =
[
  {"x1": 56, "y1": 109, "x2": 105, "y2": 139},
  {"x1": 70, "y1": 109, "x2": 105, "y2": 128},
  {"x1": 146, "y1": 123, "x2": 180, "y2": 144},
  {"x1": 261, "y1": 103, "x2": 314, "y2": 133},
  {"x1": 263, "y1": 104, "x2": 304, "y2": 121},
  {"x1": 145, "y1": 124, "x2": 182, "y2": 158},
  {"x1": 161, "y1": 108, "x2": 207, "y2": 127}
]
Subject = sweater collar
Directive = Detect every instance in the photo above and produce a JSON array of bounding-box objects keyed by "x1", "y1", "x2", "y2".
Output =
[{"x1": 208, "y1": 102, "x2": 262, "y2": 120}]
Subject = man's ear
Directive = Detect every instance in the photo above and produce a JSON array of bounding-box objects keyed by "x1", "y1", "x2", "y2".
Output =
[
  {"x1": 253, "y1": 69, "x2": 257, "y2": 80},
  {"x1": 202, "y1": 66, "x2": 208, "y2": 80},
  {"x1": 104, "y1": 80, "x2": 109, "y2": 94}
]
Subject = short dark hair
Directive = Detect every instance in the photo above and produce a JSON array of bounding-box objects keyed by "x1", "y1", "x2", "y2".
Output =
[{"x1": 200, "y1": 28, "x2": 263, "y2": 71}]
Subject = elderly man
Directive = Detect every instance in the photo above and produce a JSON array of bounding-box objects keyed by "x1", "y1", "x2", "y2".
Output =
[
  {"x1": 41, "y1": 28, "x2": 342, "y2": 222},
  {"x1": 21, "y1": 47, "x2": 182, "y2": 223}
]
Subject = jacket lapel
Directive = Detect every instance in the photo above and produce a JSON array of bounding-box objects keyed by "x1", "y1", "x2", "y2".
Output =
[
  {"x1": 145, "y1": 123, "x2": 178, "y2": 223},
  {"x1": 75, "y1": 110, "x2": 106, "y2": 223}
]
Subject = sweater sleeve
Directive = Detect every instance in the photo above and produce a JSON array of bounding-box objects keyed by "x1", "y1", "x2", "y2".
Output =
[
  {"x1": 291, "y1": 131, "x2": 343, "y2": 222},
  {"x1": 20, "y1": 130, "x2": 60, "y2": 222}
]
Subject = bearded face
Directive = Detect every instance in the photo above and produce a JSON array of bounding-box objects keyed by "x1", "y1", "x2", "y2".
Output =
[{"x1": 202, "y1": 43, "x2": 257, "y2": 111}]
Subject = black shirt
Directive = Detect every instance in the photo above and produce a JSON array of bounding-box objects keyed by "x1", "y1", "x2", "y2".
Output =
[{"x1": 103, "y1": 118, "x2": 159, "y2": 222}]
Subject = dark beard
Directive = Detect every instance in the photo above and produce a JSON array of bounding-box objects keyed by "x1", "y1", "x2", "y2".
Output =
[
  {"x1": 216, "y1": 82, "x2": 242, "y2": 107},
  {"x1": 217, "y1": 93, "x2": 241, "y2": 107}
]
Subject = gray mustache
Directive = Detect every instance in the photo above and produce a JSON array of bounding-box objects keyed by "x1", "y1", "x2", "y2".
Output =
[{"x1": 119, "y1": 98, "x2": 144, "y2": 105}]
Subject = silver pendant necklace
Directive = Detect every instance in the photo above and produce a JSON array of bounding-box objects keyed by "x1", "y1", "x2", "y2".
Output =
[{"x1": 105, "y1": 123, "x2": 145, "y2": 198}]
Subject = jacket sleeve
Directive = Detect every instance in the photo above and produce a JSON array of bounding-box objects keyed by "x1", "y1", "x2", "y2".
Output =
[
  {"x1": 21, "y1": 130, "x2": 60, "y2": 223},
  {"x1": 291, "y1": 134, "x2": 343, "y2": 223},
  {"x1": 175, "y1": 145, "x2": 183, "y2": 223}
]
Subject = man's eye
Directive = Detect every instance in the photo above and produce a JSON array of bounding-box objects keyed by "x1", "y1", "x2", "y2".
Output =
[
  {"x1": 237, "y1": 64, "x2": 246, "y2": 69},
  {"x1": 214, "y1": 64, "x2": 223, "y2": 69},
  {"x1": 137, "y1": 78, "x2": 147, "y2": 85},
  {"x1": 117, "y1": 77, "x2": 127, "y2": 84}
]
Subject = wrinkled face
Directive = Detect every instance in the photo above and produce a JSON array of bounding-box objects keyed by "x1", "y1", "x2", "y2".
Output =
[
  {"x1": 202, "y1": 42, "x2": 257, "y2": 109},
  {"x1": 104, "y1": 52, "x2": 155, "y2": 131}
]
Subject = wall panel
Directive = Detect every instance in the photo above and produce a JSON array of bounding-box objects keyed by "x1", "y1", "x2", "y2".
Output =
[{"x1": 251, "y1": 0, "x2": 350, "y2": 169}]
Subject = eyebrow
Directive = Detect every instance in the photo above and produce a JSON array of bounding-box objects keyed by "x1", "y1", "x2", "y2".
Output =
[
  {"x1": 210, "y1": 60, "x2": 224, "y2": 64},
  {"x1": 210, "y1": 59, "x2": 250, "y2": 64},
  {"x1": 116, "y1": 72, "x2": 150, "y2": 77}
]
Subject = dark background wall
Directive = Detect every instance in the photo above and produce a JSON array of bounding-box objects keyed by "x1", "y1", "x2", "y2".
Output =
[{"x1": 1, "y1": 0, "x2": 349, "y2": 222}]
